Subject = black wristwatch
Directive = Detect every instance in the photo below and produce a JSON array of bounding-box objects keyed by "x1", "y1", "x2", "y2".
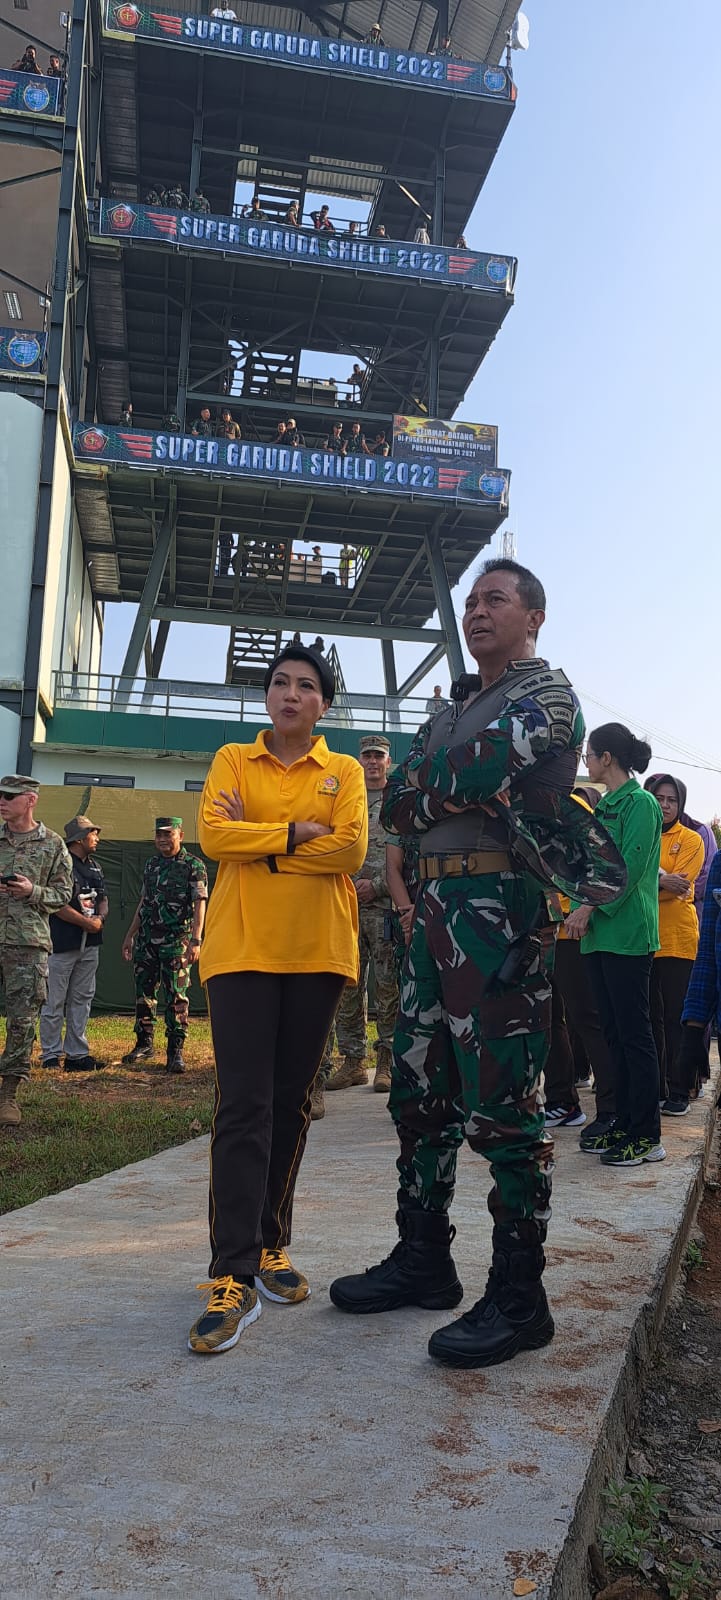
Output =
[{"x1": 189, "y1": 937, "x2": 201, "y2": 946}]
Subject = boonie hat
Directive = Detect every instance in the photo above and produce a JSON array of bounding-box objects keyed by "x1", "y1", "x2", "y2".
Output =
[
  {"x1": 264, "y1": 646, "x2": 335, "y2": 705},
  {"x1": 0, "y1": 774, "x2": 39, "y2": 798},
  {"x1": 359, "y1": 735, "x2": 391, "y2": 755},
  {"x1": 65, "y1": 814, "x2": 100, "y2": 842},
  {"x1": 155, "y1": 816, "x2": 183, "y2": 830}
]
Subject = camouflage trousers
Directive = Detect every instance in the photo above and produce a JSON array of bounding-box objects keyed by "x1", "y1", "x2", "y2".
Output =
[
  {"x1": 319, "y1": 1022, "x2": 338, "y2": 1085},
  {"x1": 0, "y1": 945, "x2": 49, "y2": 1080},
  {"x1": 389, "y1": 874, "x2": 554, "y2": 1228},
  {"x1": 133, "y1": 940, "x2": 191, "y2": 1048},
  {"x1": 336, "y1": 907, "x2": 399, "y2": 1058}
]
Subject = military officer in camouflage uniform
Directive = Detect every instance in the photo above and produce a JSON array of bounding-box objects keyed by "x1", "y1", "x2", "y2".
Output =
[
  {"x1": 121, "y1": 817, "x2": 208, "y2": 1073},
  {"x1": 330, "y1": 560, "x2": 625, "y2": 1369},
  {"x1": 328, "y1": 734, "x2": 399, "y2": 1096},
  {"x1": 0, "y1": 774, "x2": 73, "y2": 1126}
]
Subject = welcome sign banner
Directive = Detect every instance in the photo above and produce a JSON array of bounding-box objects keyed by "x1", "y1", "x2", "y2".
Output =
[
  {"x1": 103, "y1": 3, "x2": 514, "y2": 103},
  {"x1": 96, "y1": 200, "x2": 516, "y2": 293},
  {"x1": 73, "y1": 424, "x2": 510, "y2": 507}
]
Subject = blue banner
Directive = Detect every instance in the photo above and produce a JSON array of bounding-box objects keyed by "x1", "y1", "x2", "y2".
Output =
[
  {"x1": 96, "y1": 200, "x2": 516, "y2": 293},
  {"x1": 103, "y1": 3, "x2": 514, "y2": 103},
  {"x1": 73, "y1": 424, "x2": 510, "y2": 507},
  {"x1": 0, "y1": 327, "x2": 47, "y2": 374},
  {"x1": 0, "y1": 68, "x2": 60, "y2": 116}
]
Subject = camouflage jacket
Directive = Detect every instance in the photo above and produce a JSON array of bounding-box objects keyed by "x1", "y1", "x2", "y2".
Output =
[
  {"x1": 354, "y1": 789, "x2": 391, "y2": 908},
  {"x1": 0, "y1": 821, "x2": 74, "y2": 951},
  {"x1": 382, "y1": 661, "x2": 627, "y2": 906},
  {"x1": 138, "y1": 847, "x2": 208, "y2": 949}
]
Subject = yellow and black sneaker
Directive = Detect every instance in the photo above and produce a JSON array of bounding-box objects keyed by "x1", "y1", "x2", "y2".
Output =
[
  {"x1": 188, "y1": 1276, "x2": 261, "y2": 1354},
  {"x1": 255, "y1": 1248, "x2": 310, "y2": 1305}
]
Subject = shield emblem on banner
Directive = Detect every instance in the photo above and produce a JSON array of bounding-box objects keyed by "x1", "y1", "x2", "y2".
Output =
[
  {"x1": 107, "y1": 203, "x2": 137, "y2": 232},
  {"x1": 479, "y1": 472, "x2": 507, "y2": 499},
  {"x1": 115, "y1": 3, "x2": 141, "y2": 28},
  {"x1": 77, "y1": 428, "x2": 108, "y2": 455},
  {"x1": 485, "y1": 258, "x2": 510, "y2": 285},
  {"x1": 483, "y1": 68, "x2": 507, "y2": 93},
  {"x1": 7, "y1": 335, "x2": 42, "y2": 369}
]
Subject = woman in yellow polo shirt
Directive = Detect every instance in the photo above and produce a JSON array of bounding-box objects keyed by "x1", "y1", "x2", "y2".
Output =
[
  {"x1": 188, "y1": 644, "x2": 368, "y2": 1356},
  {"x1": 644, "y1": 774, "x2": 704, "y2": 1116}
]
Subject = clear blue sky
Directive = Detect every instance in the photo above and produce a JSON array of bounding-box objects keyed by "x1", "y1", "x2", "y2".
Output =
[{"x1": 103, "y1": 1, "x2": 721, "y2": 816}]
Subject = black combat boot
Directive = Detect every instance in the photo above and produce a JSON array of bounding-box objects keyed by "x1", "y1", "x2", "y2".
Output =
[
  {"x1": 122, "y1": 1027, "x2": 154, "y2": 1065},
  {"x1": 166, "y1": 1045, "x2": 186, "y2": 1074},
  {"x1": 428, "y1": 1221, "x2": 554, "y2": 1369},
  {"x1": 329, "y1": 1202, "x2": 463, "y2": 1314}
]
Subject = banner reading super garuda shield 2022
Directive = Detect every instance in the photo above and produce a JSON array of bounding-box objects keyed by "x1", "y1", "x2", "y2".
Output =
[{"x1": 72, "y1": 424, "x2": 510, "y2": 508}]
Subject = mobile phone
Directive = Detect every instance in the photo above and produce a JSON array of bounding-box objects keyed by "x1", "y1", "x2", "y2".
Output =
[{"x1": 0, "y1": 874, "x2": 18, "y2": 884}]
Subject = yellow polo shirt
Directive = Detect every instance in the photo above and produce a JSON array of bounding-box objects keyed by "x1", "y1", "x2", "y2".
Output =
[
  {"x1": 199, "y1": 732, "x2": 368, "y2": 982},
  {"x1": 657, "y1": 820, "x2": 704, "y2": 961}
]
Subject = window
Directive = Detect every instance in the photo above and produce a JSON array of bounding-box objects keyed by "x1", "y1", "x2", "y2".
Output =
[
  {"x1": 4, "y1": 291, "x2": 22, "y2": 320},
  {"x1": 184, "y1": 780, "x2": 204, "y2": 792},
  {"x1": 64, "y1": 772, "x2": 135, "y2": 788}
]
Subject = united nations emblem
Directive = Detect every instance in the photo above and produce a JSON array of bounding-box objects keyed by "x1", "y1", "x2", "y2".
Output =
[
  {"x1": 77, "y1": 427, "x2": 108, "y2": 455},
  {"x1": 7, "y1": 334, "x2": 42, "y2": 370},
  {"x1": 22, "y1": 83, "x2": 51, "y2": 112},
  {"x1": 318, "y1": 775, "x2": 340, "y2": 795},
  {"x1": 107, "y1": 202, "x2": 137, "y2": 232}
]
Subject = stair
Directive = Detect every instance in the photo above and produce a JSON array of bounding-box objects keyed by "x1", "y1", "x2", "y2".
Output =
[{"x1": 226, "y1": 628, "x2": 283, "y2": 687}]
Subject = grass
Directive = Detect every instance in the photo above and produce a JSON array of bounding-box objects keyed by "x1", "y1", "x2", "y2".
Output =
[
  {"x1": 0, "y1": 1014, "x2": 217, "y2": 1215},
  {"x1": 600, "y1": 1477, "x2": 715, "y2": 1599}
]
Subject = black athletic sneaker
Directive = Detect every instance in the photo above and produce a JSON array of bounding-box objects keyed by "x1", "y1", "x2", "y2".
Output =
[
  {"x1": 600, "y1": 1135, "x2": 666, "y2": 1167},
  {"x1": 64, "y1": 1055, "x2": 101, "y2": 1072},
  {"x1": 661, "y1": 1097, "x2": 690, "y2": 1117},
  {"x1": 544, "y1": 1104, "x2": 586, "y2": 1128},
  {"x1": 41, "y1": 1057, "x2": 62, "y2": 1070},
  {"x1": 579, "y1": 1118, "x2": 618, "y2": 1154}
]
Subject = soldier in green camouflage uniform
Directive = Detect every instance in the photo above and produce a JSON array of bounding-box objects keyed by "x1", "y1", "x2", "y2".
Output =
[
  {"x1": 330, "y1": 561, "x2": 626, "y2": 1368},
  {"x1": 329, "y1": 734, "x2": 399, "y2": 1096},
  {"x1": 122, "y1": 818, "x2": 208, "y2": 1072},
  {"x1": 0, "y1": 774, "x2": 73, "y2": 1126}
]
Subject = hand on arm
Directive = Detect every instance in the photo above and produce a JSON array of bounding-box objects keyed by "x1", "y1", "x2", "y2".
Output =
[{"x1": 122, "y1": 898, "x2": 143, "y2": 961}]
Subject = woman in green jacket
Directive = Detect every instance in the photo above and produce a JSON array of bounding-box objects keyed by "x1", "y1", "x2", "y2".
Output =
[{"x1": 565, "y1": 723, "x2": 663, "y2": 1167}]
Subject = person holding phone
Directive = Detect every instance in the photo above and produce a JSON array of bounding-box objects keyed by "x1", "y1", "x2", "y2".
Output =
[{"x1": 188, "y1": 644, "x2": 367, "y2": 1356}]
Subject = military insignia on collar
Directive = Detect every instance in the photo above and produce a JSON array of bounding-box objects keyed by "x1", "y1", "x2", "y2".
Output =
[{"x1": 319, "y1": 775, "x2": 340, "y2": 794}]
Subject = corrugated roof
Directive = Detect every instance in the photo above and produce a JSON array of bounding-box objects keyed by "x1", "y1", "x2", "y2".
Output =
[{"x1": 241, "y1": 2, "x2": 522, "y2": 63}]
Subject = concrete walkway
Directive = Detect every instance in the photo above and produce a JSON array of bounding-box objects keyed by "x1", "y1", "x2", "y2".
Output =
[{"x1": 1, "y1": 1079, "x2": 716, "y2": 1600}]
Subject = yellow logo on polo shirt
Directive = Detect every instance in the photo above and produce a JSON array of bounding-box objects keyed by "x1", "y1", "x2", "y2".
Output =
[{"x1": 319, "y1": 775, "x2": 340, "y2": 795}]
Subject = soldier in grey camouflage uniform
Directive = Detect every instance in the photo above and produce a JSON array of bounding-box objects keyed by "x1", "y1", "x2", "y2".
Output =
[
  {"x1": 329, "y1": 734, "x2": 399, "y2": 1096},
  {"x1": 0, "y1": 775, "x2": 73, "y2": 1126}
]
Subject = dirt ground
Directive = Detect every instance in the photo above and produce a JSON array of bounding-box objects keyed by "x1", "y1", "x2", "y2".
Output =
[{"x1": 591, "y1": 1124, "x2": 721, "y2": 1599}]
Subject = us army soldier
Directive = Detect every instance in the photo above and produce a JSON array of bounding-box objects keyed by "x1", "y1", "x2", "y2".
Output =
[{"x1": 0, "y1": 775, "x2": 73, "y2": 1125}]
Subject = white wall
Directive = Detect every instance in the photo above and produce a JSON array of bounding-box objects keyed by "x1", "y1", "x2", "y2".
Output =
[
  {"x1": 30, "y1": 750, "x2": 211, "y2": 791},
  {"x1": 36, "y1": 417, "x2": 73, "y2": 711},
  {"x1": 0, "y1": 390, "x2": 42, "y2": 686}
]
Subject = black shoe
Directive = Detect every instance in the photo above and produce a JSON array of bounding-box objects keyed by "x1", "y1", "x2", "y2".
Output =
[
  {"x1": 64, "y1": 1055, "x2": 101, "y2": 1073},
  {"x1": 661, "y1": 1096, "x2": 690, "y2": 1117},
  {"x1": 122, "y1": 1038, "x2": 154, "y2": 1065},
  {"x1": 41, "y1": 1057, "x2": 62, "y2": 1070},
  {"x1": 166, "y1": 1048, "x2": 186, "y2": 1075},
  {"x1": 579, "y1": 1117, "x2": 617, "y2": 1153},
  {"x1": 428, "y1": 1228, "x2": 553, "y2": 1369},
  {"x1": 329, "y1": 1205, "x2": 463, "y2": 1314}
]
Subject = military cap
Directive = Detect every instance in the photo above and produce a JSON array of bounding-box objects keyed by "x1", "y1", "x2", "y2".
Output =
[
  {"x1": 358, "y1": 735, "x2": 391, "y2": 755},
  {"x1": 65, "y1": 814, "x2": 100, "y2": 843},
  {"x1": 0, "y1": 773, "x2": 39, "y2": 797},
  {"x1": 155, "y1": 816, "x2": 183, "y2": 830}
]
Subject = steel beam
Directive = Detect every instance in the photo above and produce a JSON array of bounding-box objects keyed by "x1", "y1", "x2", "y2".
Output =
[
  {"x1": 396, "y1": 641, "x2": 447, "y2": 698},
  {"x1": 18, "y1": 0, "x2": 88, "y2": 772},
  {"x1": 113, "y1": 506, "x2": 174, "y2": 706},
  {"x1": 423, "y1": 531, "x2": 465, "y2": 680},
  {"x1": 154, "y1": 607, "x2": 444, "y2": 645}
]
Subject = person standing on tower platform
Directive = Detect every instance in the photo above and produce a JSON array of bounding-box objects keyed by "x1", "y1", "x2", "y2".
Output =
[
  {"x1": 40, "y1": 814, "x2": 108, "y2": 1072},
  {"x1": 329, "y1": 559, "x2": 626, "y2": 1368},
  {"x1": 0, "y1": 776, "x2": 73, "y2": 1127},
  {"x1": 121, "y1": 818, "x2": 208, "y2": 1073},
  {"x1": 329, "y1": 734, "x2": 399, "y2": 1096}
]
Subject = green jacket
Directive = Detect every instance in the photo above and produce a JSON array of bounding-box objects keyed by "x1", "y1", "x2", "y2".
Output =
[
  {"x1": 0, "y1": 821, "x2": 74, "y2": 951},
  {"x1": 581, "y1": 780, "x2": 662, "y2": 956}
]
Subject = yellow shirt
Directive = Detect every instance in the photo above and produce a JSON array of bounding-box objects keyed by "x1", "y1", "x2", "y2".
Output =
[
  {"x1": 199, "y1": 732, "x2": 368, "y2": 982},
  {"x1": 656, "y1": 821, "x2": 704, "y2": 960}
]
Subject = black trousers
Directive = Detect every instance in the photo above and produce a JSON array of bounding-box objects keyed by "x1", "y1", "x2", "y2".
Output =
[
  {"x1": 649, "y1": 957, "x2": 694, "y2": 1099},
  {"x1": 207, "y1": 971, "x2": 345, "y2": 1278},
  {"x1": 585, "y1": 952, "x2": 660, "y2": 1142},
  {"x1": 543, "y1": 978, "x2": 581, "y2": 1111},
  {"x1": 554, "y1": 941, "x2": 617, "y2": 1118}
]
